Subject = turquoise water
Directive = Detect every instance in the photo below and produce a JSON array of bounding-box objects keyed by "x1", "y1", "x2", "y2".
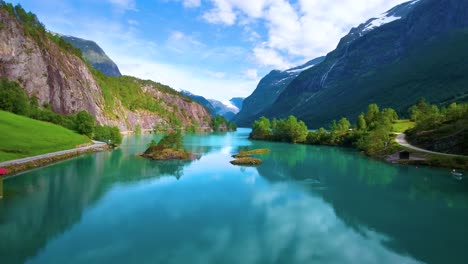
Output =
[{"x1": 1, "y1": 128, "x2": 468, "y2": 264}]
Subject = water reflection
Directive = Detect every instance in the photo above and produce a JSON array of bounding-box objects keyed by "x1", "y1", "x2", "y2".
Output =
[
  {"x1": 0, "y1": 130, "x2": 467, "y2": 264},
  {"x1": 251, "y1": 141, "x2": 468, "y2": 264},
  {"x1": 0, "y1": 145, "x2": 197, "y2": 263}
]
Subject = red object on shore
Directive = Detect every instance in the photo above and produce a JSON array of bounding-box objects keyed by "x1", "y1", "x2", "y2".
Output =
[{"x1": 0, "y1": 168, "x2": 8, "y2": 175}]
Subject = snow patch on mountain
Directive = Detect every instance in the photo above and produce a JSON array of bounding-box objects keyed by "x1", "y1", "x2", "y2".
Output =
[
  {"x1": 286, "y1": 64, "x2": 316, "y2": 74},
  {"x1": 363, "y1": 15, "x2": 401, "y2": 32},
  {"x1": 222, "y1": 100, "x2": 239, "y2": 113}
]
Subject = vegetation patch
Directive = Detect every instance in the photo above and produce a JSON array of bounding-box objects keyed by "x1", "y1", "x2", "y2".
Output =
[
  {"x1": 141, "y1": 132, "x2": 195, "y2": 161},
  {"x1": 232, "y1": 148, "x2": 271, "y2": 158},
  {"x1": 392, "y1": 119, "x2": 415, "y2": 133},
  {"x1": 230, "y1": 148, "x2": 270, "y2": 165},
  {"x1": 212, "y1": 116, "x2": 237, "y2": 132},
  {"x1": 142, "y1": 147, "x2": 193, "y2": 161},
  {"x1": 0, "y1": 111, "x2": 90, "y2": 162},
  {"x1": 406, "y1": 100, "x2": 468, "y2": 155},
  {"x1": 230, "y1": 157, "x2": 262, "y2": 166}
]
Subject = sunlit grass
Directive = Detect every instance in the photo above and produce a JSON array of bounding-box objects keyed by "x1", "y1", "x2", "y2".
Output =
[
  {"x1": 392, "y1": 119, "x2": 416, "y2": 133},
  {"x1": 0, "y1": 111, "x2": 90, "y2": 162}
]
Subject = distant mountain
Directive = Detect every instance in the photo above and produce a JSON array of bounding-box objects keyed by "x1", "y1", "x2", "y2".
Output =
[
  {"x1": 181, "y1": 90, "x2": 216, "y2": 114},
  {"x1": 62, "y1": 35, "x2": 122, "y2": 77},
  {"x1": 229, "y1": 97, "x2": 244, "y2": 110},
  {"x1": 232, "y1": 56, "x2": 325, "y2": 126},
  {"x1": 255, "y1": 0, "x2": 468, "y2": 128},
  {"x1": 181, "y1": 91, "x2": 242, "y2": 120}
]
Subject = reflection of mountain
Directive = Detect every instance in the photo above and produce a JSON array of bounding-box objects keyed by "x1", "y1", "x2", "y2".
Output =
[
  {"x1": 0, "y1": 148, "x2": 195, "y2": 263},
  {"x1": 255, "y1": 143, "x2": 468, "y2": 264}
]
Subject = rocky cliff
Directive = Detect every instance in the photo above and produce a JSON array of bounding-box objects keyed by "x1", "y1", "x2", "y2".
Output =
[{"x1": 0, "y1": 6, "x2": 211, "y2": 131}]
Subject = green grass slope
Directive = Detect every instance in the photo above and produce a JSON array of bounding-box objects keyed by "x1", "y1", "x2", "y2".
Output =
[{"x1": 0, "y1": 111, "x2": 91, "y2": 162}]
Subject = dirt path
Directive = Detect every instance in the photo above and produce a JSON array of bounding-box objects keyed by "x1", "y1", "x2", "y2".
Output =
[
  {"x1": 395, "y1": 133, "x2": 465, "y2": 158},
  {"x1": 0, "y1": 140, "x2": 108, "y2": 168}
]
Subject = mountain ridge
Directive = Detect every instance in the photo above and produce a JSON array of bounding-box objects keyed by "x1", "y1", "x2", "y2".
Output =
[
  {"x1": 233, "y1": 56, "x2": 325, "y2": 126},
  {"x1": 61, "y1": 35, "x2": 122, "y2": 77},
  {"x1": 251, "y1": 0, "x2": 468, "y2": 128}
]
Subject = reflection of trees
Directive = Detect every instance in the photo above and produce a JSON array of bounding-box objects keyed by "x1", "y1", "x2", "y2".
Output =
[
  {"x1": 255, "y1": 142, "x2": 468, "y2": 264},
  {"x1": 0, "y1": 156, "x2": 105, "y2": 263},
  {"x1": 256, "y1": 143, "x2": 396, "y2": 186},
  {"x1": 409, "y1": 172, "x2": 468, "y2": 208},
  {"x1": 320, "y1": 167, "x2": 468, "y2": 264},
  {"x1": 0, "y1": 144, "x2": 195, "y2": 263}
]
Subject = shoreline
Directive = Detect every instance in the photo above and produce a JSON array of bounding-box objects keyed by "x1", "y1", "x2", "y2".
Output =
[
  {"x1": 249, "y1": 137, "x2": 467, "y2": 171},
  {"x1": 0, "y1": 140, "x2": 110, "y2": 177}
]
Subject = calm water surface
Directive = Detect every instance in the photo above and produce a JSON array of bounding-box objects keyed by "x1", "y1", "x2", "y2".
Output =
[{"x1": 1, "y1": 128, "x2": 468, "y2": 264}]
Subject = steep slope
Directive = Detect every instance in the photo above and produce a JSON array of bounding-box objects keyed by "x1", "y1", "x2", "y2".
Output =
[
  {"x1": 229, "y1": 97, "x2": 244, "y2": 110},
  {"x1": 208, "y1": 99, "x2": 238, "y2": 120},
  {"x1": 262, "y1": 0, "x2": 468, "y2": 128},
  {"x1": 181, "y1": 90, "x2": 216, "y2": 114},
  {"x1": 0, "y1": 4, "x2": 211, "y2": 131},
  {"x1": 61, "y1": 35, "x2": 122, "y2": 77},
  {"x1": 233, "y1": 56, "x2": 325, "y2": 126}
]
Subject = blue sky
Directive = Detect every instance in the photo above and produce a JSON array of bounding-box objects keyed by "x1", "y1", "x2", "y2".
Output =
[{"x1": 12, "y1": 0, "x2": 408, "y2": 101}]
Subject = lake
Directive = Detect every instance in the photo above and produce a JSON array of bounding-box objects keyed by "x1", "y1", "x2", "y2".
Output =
[{"x1": 1, "y1": 128, "x2": 468, "y2": 264}]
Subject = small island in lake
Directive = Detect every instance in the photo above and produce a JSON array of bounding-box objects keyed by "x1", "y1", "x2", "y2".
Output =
[
  {"x1": 230, "y1": 148, "x2": 271, "y2": 166},
  {"x1": 142, "y1": 132, "x2": 195, "y2": 160}
]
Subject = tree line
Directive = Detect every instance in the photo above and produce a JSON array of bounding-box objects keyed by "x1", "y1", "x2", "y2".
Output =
[{"x1": 250, "y1": 100, "x2": 467, "y2": 156}]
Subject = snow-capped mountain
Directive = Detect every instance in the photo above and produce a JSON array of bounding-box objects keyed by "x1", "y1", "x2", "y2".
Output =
[
  {"x1": 181, "y1": 90, "x2": 244, "y2": 120},
  {"x1": 345, "y1": 0, "x2": 422, "y2": 41},
  {"x1": 258, "y1": 0, "x2": 468, "y2": 128}
]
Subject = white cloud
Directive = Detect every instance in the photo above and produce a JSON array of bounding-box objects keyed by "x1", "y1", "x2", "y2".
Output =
[
  {"x1": 202, "y1": 0, "x2": 411, "y2": 69},
  {"x1": 117, "y1": 56, "x2": 256, "y2": 100},
  {"x1": 183, "y1": 0, "x2": 201, "y2": 8},
  {"x1": 202, "y1": 0, "x2": 237, "y2": 25},
  {"x1": 253, "y1": 45, "x2": 292, "y2": 69},
  {"x1": 244, "y1": 69, "x2": 258, "y2": 80}
]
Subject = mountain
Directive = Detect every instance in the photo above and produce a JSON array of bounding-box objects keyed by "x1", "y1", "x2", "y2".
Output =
[
  {"x1": 232, "y1": 56, "x2": 325, "y2": 126},
  {"x1": 208, "y1": 99, "x2": 239, "y2": 120},
  {"x1": 181, "y1": 90, "x2": 216, "y2": 114},
  {"x1": 253, "y1": 0, "x2": 468, "y2": 128},
  {"x1": 0, "y1": 3, "x2": 211, "y2": 131},
  {"x1": 181, "y1": 90, "x2": 244, "y2": 121},
  {"x1": 61, "y1": 35, "x2": 122, "y2": 77},
  {"x1": 229, "y1": 97, "x2": 244, "y2": 110}
]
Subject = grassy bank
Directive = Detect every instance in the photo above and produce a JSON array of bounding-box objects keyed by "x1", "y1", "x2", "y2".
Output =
[
  {"x1": 0, "y1": 111, "x2": 91, "y2": 162},
  {"x1": 392, "y1": 119, "x2": 415, "y2": 133}
]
